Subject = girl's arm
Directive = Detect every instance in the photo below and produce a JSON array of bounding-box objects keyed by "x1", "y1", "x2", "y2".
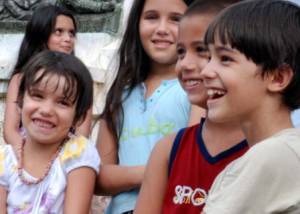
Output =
[
  {"x1": 64, "y1": 167, "x2": 96, "y2": 214},
  {"x1": 97, "y1": 164, "x2": 145, "y2": 195},
  {"x1": 75, "y1": 108, "x2": 92, "y2": 137},
  {"x1": 4, "y1": 74, "x2": 22, "y2": 145},
  {"x1": 134, "y1": 134, "x2": 175, "y2": 214},
  {"x1": 0, "y1": 186, "x2": 7, "y2": 213},
  {"x1": 95, "y1": 119, "x2": 145, "y2": 195},
  {"x1": 188, "y1": 105, "x2": 206, "y2": 126}
]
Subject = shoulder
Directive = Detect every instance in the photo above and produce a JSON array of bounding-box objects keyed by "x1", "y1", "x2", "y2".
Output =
[
  {"x1": 231, "y1": 128, "x2": 300, "y2": 174},
  {"x1": 155, "y1": 133, "x2": 177, "y2": 155},
  {"x1": 0, "y1": 144, "x2": 16, "y2": 180},
  {"x1": 60, "y1": 136, "x2": 100, "y2": 174},
  {"x1": 248, "y1": 128, "x2": 300, "y2": 159},
  {"x1": 0, "y1": 144, "x2": 15, "y2": 160},
  {"x1": 150, "y1": 133, "x2": 177, "y2": 164},
  {"x1": 166, "y1": 79, "x2": 186, "y2": 94}
]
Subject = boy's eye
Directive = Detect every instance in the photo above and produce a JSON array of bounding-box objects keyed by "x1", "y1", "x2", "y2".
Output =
[
  {"x1": 196, "y1": 46, "x2": 208, "y2": 53},
  {"x1": 176, "y1": 47, "x2": 185, "y2": 59},
  {"x1": 220, "y1": 55, "x2": 233, "y2": 63}
]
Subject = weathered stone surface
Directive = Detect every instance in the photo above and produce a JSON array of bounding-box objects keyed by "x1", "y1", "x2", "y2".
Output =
[
  {"x1": 0, "y1": 0, "x2": 122, "y2": 33},
  {"x1": 57, "y1": 0, "x2": 116, "y2": 14}
]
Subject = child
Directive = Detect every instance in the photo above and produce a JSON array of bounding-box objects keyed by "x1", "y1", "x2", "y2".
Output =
[
  {"x1": 95, "y1": 0, "x2": 200, "y2": 213},
  {"x1": 134, "y1": 1, "x2": 247, "y2": 213},
  {"x1": 201, "y1": 0, "x2": 300, "y2": 213},
  {"x1": 4, "y1": 5, "x2": 92, "y2": 146},
  {"x1": 0, "y1": 50, "x2": 100, "y2": 213}
]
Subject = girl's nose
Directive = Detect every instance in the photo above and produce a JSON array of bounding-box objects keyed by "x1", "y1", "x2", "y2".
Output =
[
  {"x1": 40, "y1": 101, "x2": 54, "y2": 116},
  {"x1": 63, "y1": 32, "x2": 73, "y2": 42},
  {"x1": 156, "y1": 19, "x2": 169, "y2": 35}
]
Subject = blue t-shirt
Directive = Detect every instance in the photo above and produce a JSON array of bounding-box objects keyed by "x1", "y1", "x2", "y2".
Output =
[
  {"x1": 292, "y1": 109, "x2": 300, "y2": 127},
  {"x1": 106, "y1": 79, "x2": 190, "y2": 214}
]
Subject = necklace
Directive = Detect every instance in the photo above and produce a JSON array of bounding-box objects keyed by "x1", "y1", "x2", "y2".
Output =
[{"x1": 17, "y1": 138, "x2": 64, "y2": 185}]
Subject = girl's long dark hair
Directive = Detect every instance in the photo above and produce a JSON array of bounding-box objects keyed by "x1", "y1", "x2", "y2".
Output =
[
  {"x1": 12, "y1": 5, "x2": 77, "y2": 76},
  {"x1": 101, "y1": 0, "x2": 194, "y2": 143}
]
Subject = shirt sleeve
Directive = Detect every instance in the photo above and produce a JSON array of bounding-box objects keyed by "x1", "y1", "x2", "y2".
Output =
[
  {"x1": 0, "y1": 145, "x2": 10, "y2": 189},
  {"x1": 203, "y1": 141, "x2": 300, "y2": 214},
  {"x1": 60, "y1": 136, "x2": 101, "y2": 175}
]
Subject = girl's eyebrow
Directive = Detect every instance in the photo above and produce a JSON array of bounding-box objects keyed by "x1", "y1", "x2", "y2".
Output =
[
  {"x1": 143, "y1": 10, "x2": 183, "y2": 16},
  {"x1": 142, "y1": 10, "x2": 156, "y2": 14}
]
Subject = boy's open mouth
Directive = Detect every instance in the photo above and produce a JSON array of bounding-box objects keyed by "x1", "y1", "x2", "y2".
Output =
[{"x1": 207, "y1": 89, "x2": 226, "y2": 100}]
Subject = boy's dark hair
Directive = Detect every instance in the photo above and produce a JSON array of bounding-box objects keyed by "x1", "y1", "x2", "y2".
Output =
[
  {"x1": 184, "y1": 0, "x2": 242, "y2": 17},
  {"x1": 17, "y1": 50, "x2": 93, "y2": 125},
  {"x1": 101, "y1": 0, "x2": 195, "y2": 142},
  {"x1": 205, "y1": 0, "x2": 300, "y2": 110},
  {"x1": 13, "y1": 5, "x2": 77, "y2": 75}
]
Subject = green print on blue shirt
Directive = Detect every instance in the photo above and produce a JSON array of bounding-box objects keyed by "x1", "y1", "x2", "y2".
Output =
[{"x1": 121, "y1": 117, "x2": 176, "y2": 141}]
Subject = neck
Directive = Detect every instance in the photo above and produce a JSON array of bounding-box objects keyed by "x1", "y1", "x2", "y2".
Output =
[
  {"x1": 202, "y1": 119, "x2": 245, "y2": 156},
  {"x1": 24, "y1": 137, "x2": 64, "y2": 160},
  {"x1": 143, "y1": 62, "x2": 176, "y2": 98},
  {"x1": 18, "y1": 137, "x2": 64, "y2": 185},
  {"x1": 241, "y1": 103, "x2": 293, "y2": 147},
  {"x1": 149, "y1": 61, "x2": 176, "y2": 80}
]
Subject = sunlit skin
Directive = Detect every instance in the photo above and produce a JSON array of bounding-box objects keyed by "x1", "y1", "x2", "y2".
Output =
[
  {"x1": 175, "y1": 14, "x2": 214, "y2": 108},
  {"x1": 139, "y1": 0, "x2": 187, "y2": 66},
  {"x1": 21, "y1": 71, "x2": 77, "y2": 149},
  {"x1": 47, "y1": 15, "x2": 76, "y2": 54}
]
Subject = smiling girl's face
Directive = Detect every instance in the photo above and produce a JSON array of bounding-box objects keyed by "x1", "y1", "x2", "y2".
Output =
[
  {"x1": 21, "y1": 70, "x2": 77, "y2": 147},
  {"x1": 139, "y1": 0, "x2": 187, "y2": 65}
]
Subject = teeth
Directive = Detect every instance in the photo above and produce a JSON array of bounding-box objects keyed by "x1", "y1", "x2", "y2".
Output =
[
  {"x1": 207, "y1": 89, "x2": 214, "y2": 96},
  {"x1": 34, "y1": 119, "x2": 54, "y2": 129},
  {"x1": 207, "y1": 89, "x2": 225, "y2": 98},
  {"x1": 186, "y1": 80, "x2": 199, "y2": 86}
]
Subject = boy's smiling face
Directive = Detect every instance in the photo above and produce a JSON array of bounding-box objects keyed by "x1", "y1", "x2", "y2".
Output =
[
  {"x1": 176, "y1": 14, "x2": 214, "y2": 108},
  {"x1": 201, "y1": 40, "x2": 269, "y2": 124}
]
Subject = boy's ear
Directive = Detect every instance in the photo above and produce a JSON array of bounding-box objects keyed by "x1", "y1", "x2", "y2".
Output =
[{"x1": 267, "y1": 64, "x2": 294, "y2": 92}]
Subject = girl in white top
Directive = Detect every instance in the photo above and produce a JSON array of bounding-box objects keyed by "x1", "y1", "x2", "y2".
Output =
[{"x1": 0, "y1": 50, "x2": 100, "y2": 214}]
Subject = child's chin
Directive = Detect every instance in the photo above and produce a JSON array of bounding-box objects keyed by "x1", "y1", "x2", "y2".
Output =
[{"x1": 207, "y1": 111, "x2": 228, "y2": 123}]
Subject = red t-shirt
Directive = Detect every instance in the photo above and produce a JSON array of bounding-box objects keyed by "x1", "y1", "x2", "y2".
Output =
[{"x1": 162, "y1": 118, "x2": 248, "y2": 213}]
